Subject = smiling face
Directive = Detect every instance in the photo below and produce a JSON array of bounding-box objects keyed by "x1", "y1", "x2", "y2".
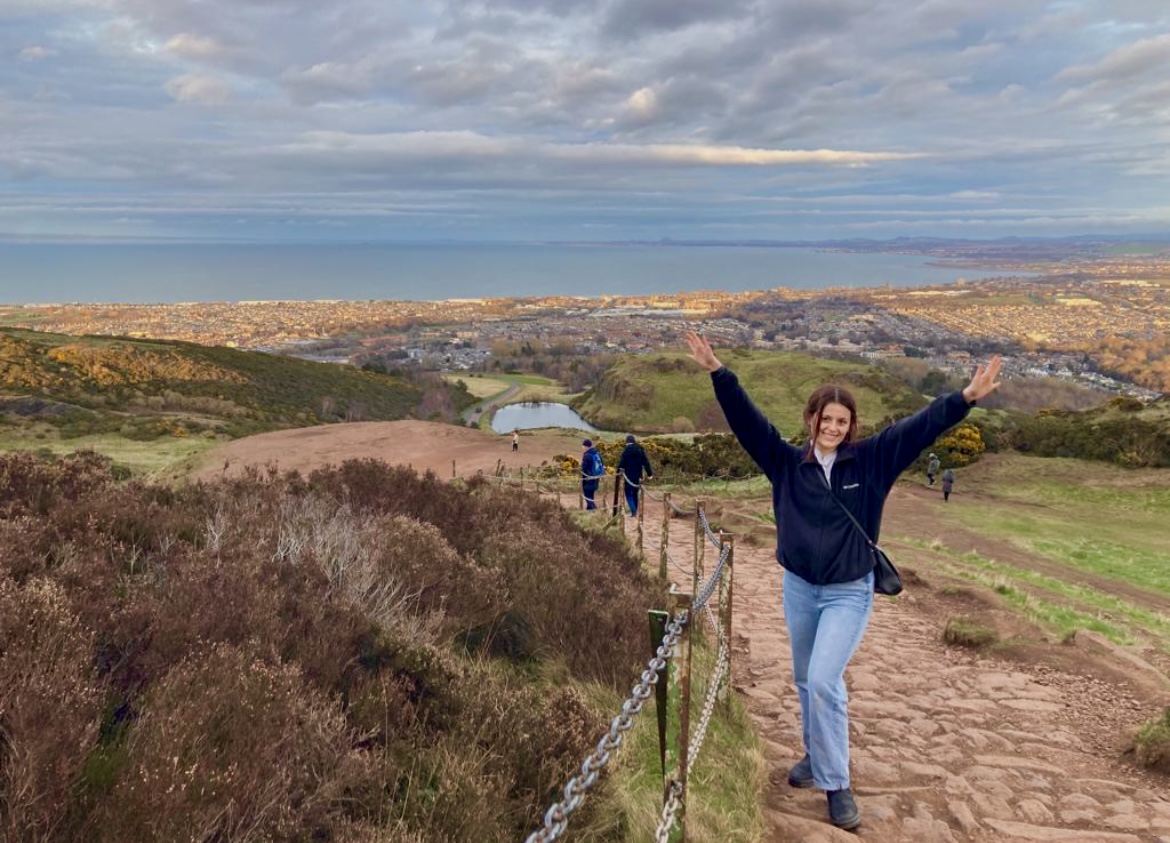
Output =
[{"x1": 811, "y1": 401, "x2": 853, "y2": 455}]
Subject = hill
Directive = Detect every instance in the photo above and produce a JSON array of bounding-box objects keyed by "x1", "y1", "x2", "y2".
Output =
[
  {"x1": 571, "y1": 348, "x2": 925, "y2": 435},
  {"x1": 0, "y1": 328, "x2": 473, "y2": 472}
]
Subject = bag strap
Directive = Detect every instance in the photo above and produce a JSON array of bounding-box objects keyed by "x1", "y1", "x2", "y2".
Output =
[{"x1": 819, "y1": 472, "x2": 880, "y2": 549}]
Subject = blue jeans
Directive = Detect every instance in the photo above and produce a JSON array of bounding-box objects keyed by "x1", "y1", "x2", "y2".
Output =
[
  {"x1": 624, "y1": 485, "x2": 639, "y2": 516},
  {"x1": 582, "y1": 479, "x2": 599, "y2": 509},
  {"x1": 782, "y1": 568, "x2": 873, "y2": 791}
]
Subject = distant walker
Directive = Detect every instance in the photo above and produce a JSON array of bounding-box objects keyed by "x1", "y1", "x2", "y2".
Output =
[
  {"x1": 942, "y1": 467, "x2": 955, "y2": 502},
  {"x1": 617, "y1": 434, "x2": 654, "y2": 517}
]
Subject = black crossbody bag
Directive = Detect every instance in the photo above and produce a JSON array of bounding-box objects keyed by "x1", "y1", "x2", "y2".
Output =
[{"x1": 822, "y1": 481, "x2": 903, "y2": 596}]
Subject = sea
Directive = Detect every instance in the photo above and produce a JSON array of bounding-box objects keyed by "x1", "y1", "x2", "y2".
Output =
[{"x1": 0, "y1": 242, "x2": 1013, "y2": 305}]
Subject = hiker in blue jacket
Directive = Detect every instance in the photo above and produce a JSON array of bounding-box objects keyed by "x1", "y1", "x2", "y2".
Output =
[
  {"x1": 580, "y1": 439, "x2": 604, "y2": 510},
  {"x1": 617, "y1": 433, "x2": 654, "y2": 516},
  {"x1": 685, "y1": 330, "x2": 1001, "y2": 831}
]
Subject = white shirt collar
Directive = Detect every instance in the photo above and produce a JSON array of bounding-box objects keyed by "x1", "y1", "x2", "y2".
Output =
[{"x1": 813, "y1": 445, "x2": 836, "y2": 485}]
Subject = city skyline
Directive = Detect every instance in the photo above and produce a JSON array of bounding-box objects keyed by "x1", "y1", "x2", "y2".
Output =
[{"x1": 5, "y1": 1, "x2": 1170, "y2": 244}]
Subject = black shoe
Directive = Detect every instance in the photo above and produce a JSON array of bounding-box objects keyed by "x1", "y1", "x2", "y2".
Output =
[
  {"x1": 827, "y1": 788, "x2": 861, "y2": 831},
  {"x1": 786, "y1": 754, "x2": 814, "y2": 788}
]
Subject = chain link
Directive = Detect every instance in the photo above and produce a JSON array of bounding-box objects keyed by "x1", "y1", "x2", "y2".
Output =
[
  {"x1": 521, "y1": 473, "x2": 735, "y2": 843},
  {"x1": 687, "y1": 634, "x2": 730, "y2": 770},
  {"x1": 698, "y1": 508, "x2": 724, "y2": 550},
  {"x1": 692, "y1": 542, "x2": 729, "y2": 613},
  {"x1": 654, "y1": 779, "x2": 684, "y2": 843},
  {"x1": 702, "y1": 600, "x2": 719, "y2": 636},
  {"x1": 523, "y1": 610, "x2": 688, "y2": 843}
]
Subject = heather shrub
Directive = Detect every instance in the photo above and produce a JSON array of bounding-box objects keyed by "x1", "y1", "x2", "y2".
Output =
[
  {"x1": 0, "y1": 449, "x2": 117, "y2": 518},
  {"x1": 477, "y1": 522, "x2": 651, "y2": 682},
  {"x1": 271, "y1": 494, "x2": 506, "y2": 644},
  {"x1": 306, "y1": 460, "x2": 661, "y2": 687},
  {"x1": 91, "y1": 642, "x2": 352, "y2": 843},
  {"x1": 361, "y1": 665, "x2": 603, "y2": 842},
  {"x1": 0, "y1": 452, "x2": 669, "y2": 841},
  {"x1": 0, "y1": 578, "x2": 103, "y2": 843}
]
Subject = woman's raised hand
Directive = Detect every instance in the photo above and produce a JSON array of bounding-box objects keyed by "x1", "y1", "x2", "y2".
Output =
[
  {"x1": 685, "y1": 330, "x2": 723, "y2": 373},
  {"x1": 962, "y1": 355, "x2": 1003, "y2": 403}
]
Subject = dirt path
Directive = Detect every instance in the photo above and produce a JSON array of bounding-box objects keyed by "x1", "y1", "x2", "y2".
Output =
[
  {"x1": 625, "y1": 499, "x2": 1170, "y2": 842},
  {"x1": 189, "y1": 419, "x2": 586, "y2": 483},
  {"x1": 192, "y1": 424, "x2": 1170, "y2": 840}
]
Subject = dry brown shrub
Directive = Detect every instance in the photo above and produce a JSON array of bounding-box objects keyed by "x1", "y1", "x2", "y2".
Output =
[
  {"x1": 0, "y1": 450, "x2": 120, "y2": 520},
  {"x1": 0, "y1": 578, "x2": 103, "y2": 843},
  {"x1": 393, "y1": 739, "x2": 516, "y2": 842},
  {"x1": 304, "y1": 460, "x2": 660, "y2": 687},
  {"x1": 366, "y1": 515, "x2": 506, "y2": 640},
  {"x1": 0, "y1": 454, "x2": 666, "y2": 840},
  {"x1": 477, "y1": 520, "x2": 656, "y2": 685},
  {"x1": 461, "y1": 679, "x2": 602, "y2": 817},
  {"x1": 92, "y1": 642, "x2": 351, "y2": 843},
  {"x1": 269, "y1": 494, "x2": 504, "y2": 644}
]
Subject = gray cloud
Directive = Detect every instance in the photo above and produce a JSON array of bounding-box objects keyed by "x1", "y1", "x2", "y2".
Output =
[
  {"x1": 1, "y1": 0, "x2": 1169, "y2": 241},
  {"x1": 602, "y1": 0, "x2": 754, "y2": 40}
]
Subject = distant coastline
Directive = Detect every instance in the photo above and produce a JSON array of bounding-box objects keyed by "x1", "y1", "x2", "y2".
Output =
[{"x1": 0, "y1": 241, "x2": 1027, "y2": 306}]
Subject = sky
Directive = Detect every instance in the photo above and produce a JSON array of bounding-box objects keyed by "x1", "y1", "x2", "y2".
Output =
[{"x1": 3, "y1": 0, "x2": 1170, "y2": 243}]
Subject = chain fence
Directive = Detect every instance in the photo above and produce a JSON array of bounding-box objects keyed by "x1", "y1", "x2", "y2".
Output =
[
  {"x1": 521, "y1": 482, "x2": 735, "y2": 843},
  {"x1": 449, "y1": 460, "x2": 737, "y2": 843},
  {"x1": 523, "y1": 609, "x2": 688, "y2": 843}
]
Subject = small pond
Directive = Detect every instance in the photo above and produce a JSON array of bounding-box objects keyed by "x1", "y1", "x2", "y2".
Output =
[{"x1": 490, "y1": 402, "x2": 597, "y2": 433}]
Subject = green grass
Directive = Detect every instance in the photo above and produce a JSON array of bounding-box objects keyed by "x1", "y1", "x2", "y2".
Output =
[
  {"x1": 588, "y1": 629, "x2": 765, "y2": 843},
  {"x1": 943, "y1": 616, "x2": 998, "y2": 648},
  {"x1": 446, "y1": 374, "x2": 511, "y2": 398},
  {"x1": 664, "y1": 475, "x2": 772, "y2": 501},
  {"x1": 900, "y1": 541, "x2": 1141, "y2": 646},
  {"x1": 510, "y1": 383, "x2": 580, "y2": 405},
  {"x1": 936, "y1": 456, "x2": 1170, "y2": 595},
  {"x1": 573, "y1": 349, "x2": 922, "y2": 435},
  {"x1": 503, "y1": 373, "x2": 557, "y2": 386},
  {"x1": 0, "y1": 432, "x2": 218, "y2": 479}
]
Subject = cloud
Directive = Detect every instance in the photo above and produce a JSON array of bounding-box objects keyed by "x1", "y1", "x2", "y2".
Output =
[
  {"x1": 623, "y1": 87, "x2": 660, "y2": 124},
  {"x1": 1056, "y1": 32, "x2": 1170, "y2": 84},
  {"x1": 18, "y1": 46, "x2": 59, "y2": 61},
  {"x1": 2, "y1": 0, "x2": 1170, "y2": 241},
  {"x1": 550, "y1": 142, "x2": 924, "y2": 167},
  {"x1": 163, "y1": 33, "x2": 223, "y2": 59},
  {"x1": 602, "y1": 0, "x2": 753, "y2": 39},
  {"x1": 164, "y1": 74, "x2": 231, "y2": 104}
]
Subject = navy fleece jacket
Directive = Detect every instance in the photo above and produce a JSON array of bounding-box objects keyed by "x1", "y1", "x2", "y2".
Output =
[{"x1": 711, "y1": 367, "x2": 972, "y2": 585}]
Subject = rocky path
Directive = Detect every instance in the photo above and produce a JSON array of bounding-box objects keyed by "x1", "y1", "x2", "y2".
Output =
[{"x1": 624, "y1": 502, "x2": 1170, "y2": 843}]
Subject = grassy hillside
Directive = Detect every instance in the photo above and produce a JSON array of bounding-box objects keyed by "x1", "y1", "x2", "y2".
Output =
[
  {"x1": 0, "y1": 328, "x2": 469, "y2": 473},
  {"x1": 572, "y1": 348, "x2": 925, "y2": 435},
  {"x1": 925, "y1": 455, "x2": 1169, "y2": 598}
]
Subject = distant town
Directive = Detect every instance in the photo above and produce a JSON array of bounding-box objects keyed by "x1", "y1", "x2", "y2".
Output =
[{"x1": 2, "y1": 245, "x2": 1167, "y2": 401}]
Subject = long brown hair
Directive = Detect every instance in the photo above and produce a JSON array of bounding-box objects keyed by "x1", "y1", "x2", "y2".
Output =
[{"x1": 802, "y1": 384, "x2": 859, "y2": 459}]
